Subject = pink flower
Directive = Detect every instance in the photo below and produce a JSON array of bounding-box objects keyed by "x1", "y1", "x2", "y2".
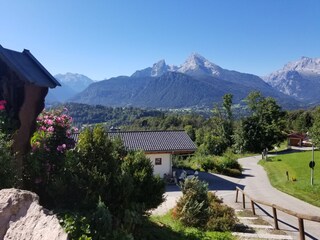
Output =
[
  {"x1": 47, "y1": 126, "x2": 54, "y2": 132},
  {"x1": 57, "y1": 144, "x2": 66, "y2": 153},
  {"x1": 0, "y1": 100, "x2": 6, "y2": 110},
  {"x1": 39, "y1": 126, "x2": 47, "y2": 131},
  {"x1": 45, "y1": 119, "x2": 53, "y2": 125}
]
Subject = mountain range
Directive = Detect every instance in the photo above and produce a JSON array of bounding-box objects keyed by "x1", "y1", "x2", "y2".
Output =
[
  {"x1": 47, "y1": 73, "x2": 94, "y2": 102},
  {"x1": 49, "y1": 54, "x2": 320, "y2": 110},
  {"x1": 263, "y1": 57, "x2": 320, "y2": 105}
]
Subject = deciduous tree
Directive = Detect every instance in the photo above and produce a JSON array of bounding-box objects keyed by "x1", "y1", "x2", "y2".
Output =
[{"x1": 234, "y1": 92, "x2": 286, "y2": 153}]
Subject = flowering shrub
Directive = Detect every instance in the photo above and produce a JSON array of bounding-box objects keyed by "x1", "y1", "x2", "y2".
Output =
[
  {"x1": 31, "y1": 108, "x2": 77, "y2": 153},
  {"x1": 0, "y1": 131, "x2": 16, "y2": 188},
  {"x1": 0, "y1": 100, "x2": 8, "y2": 133},
  {"x1": 0, "y1": 100, "x2": 6, "y2": 110},
  {"x1": 25, "y1": 108, "x2": 77, "y2": 204},
  {"x1": 0, "y1": 99, "x2": 18, "y2": 188}
]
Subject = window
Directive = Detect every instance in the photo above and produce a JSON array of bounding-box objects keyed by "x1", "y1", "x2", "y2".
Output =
[{"x1": 155, "y1": 158, "x2": 162, "y2": 165}]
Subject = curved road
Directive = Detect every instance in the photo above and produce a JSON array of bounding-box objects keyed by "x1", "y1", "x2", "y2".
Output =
[
  {"x1": 234, "y1": 155, "x2": 320, "y2": 240},
  {"x1": 153, "y1": 155, "x2": 320, "y2": 239}
]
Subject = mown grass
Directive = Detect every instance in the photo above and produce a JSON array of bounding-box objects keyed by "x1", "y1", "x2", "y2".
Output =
[
  {"x1": 269, "y1": 141, "x2": 289, "y2": 153},
  {"x1": 141, "y1": 212, "x2": 235, "y2": 240},
  {"x1": 260, "y1": 150, "x2": 320, "y2": 207}
]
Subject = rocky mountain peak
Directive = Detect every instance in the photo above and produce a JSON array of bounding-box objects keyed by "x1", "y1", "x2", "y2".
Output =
[
  {"x1": 283, "y1": 56, "x2": 320, "y2": 74},
  {"x1": 185, "y1": 53, "x2": 208, "y2": 65},
  {"x1": 131, "y1": 53, "x2": 225, "y2": 78},
  {"x1": 177, "y1": 53, "x2": 222, "y2": 77},
  {"x1": 150, "y1": 59, "x2": 169, "y2": 77},
  {"x1": 263, "y1": 56, "x2": 320, "y2": 102}
]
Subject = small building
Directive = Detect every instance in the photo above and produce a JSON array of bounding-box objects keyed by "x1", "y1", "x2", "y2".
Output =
[
  {"x1": 108, "y1": 130, "x2": 197, "y2": 177},
  {"x1": 287, "y1": 133, "x2": 306, "y2": 147},
  {"x1": 0, "y1": 45, "x2": 60, "y2": 179}
]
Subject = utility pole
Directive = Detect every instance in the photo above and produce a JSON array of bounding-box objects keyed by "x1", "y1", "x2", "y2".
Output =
[{"x1": 311, "y1": 145, "x2": 315, "y2": 186}]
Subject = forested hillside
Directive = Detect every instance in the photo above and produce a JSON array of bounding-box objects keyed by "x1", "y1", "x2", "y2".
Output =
[{"x1": 54, "y1": 103, "x2": 165, "y2": 128}]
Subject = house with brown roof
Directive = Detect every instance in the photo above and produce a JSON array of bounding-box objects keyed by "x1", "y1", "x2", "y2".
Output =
[
  {"x1": 287, "y1": 133, "x2": 306, "y2": 147},
  {"x1": 0, "y1": 45, "x2": 60, "y2": 180},
  {"x1": 109, "y1": 130, "x2": 197, "y2": 177}
]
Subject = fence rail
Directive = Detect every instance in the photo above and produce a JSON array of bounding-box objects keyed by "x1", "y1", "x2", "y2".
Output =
[{"x1": 235, "y1": 186, "x2": 320, "y2": 240}]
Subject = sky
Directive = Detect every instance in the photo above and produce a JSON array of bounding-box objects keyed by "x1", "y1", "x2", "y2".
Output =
[{"x1": 0, "y1": 0, "x2": 319, "y2": 80}]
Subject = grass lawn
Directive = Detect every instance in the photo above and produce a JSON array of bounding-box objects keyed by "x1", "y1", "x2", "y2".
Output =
[
  {"x1": 141, "y1": 212, "x2": 235, "y2": 240},
  {"x1": 269, "y1": 141, "x2": 288, "y2": 153},
  {"x1": 260, "y1": 150, "x2": 320, "y2": 207}
]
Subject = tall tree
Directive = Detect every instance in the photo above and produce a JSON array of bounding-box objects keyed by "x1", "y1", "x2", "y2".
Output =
[
  {"x1": 234, "y1": 92, "x2": 286, "y2": 153},
  {"x1": 199, "y1": 94, "x2": 234, "y2": 155},
  {"x1": 309, "y1": 107, "x2": 320, "y2": 147},
  {"x1": 211, "y1": 94, "x2": 234, "y2": 146}
]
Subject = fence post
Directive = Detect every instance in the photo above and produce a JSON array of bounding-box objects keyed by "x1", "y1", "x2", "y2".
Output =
[
  {"x1": 251, "y1": 200, "x2": 256, "y2": 215},
  {"x1": 235, "y1": 188, "x2": 239, "y2": 203},
  {"x1": 298, "y1": 218, "x2": 305, "y2": 240},
  {"x1": 242, "y1": 192, "x2": 246, "y2": 209},
  {"x1": 272, "y1": 207, "x2": 279, "y2": 230}
]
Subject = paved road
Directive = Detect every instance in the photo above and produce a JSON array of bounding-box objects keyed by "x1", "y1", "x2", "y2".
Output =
[
  {"x1": 236, "y1": 155, "x2": 320, "y2": 240},
  {"x1": 153, "y1": 155, "x2": 320, "y2": 239}
]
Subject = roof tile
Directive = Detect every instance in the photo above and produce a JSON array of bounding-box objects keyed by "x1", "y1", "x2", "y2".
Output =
[{"x1": 108, "y1": 130, "x2": 197, "y2": 152}]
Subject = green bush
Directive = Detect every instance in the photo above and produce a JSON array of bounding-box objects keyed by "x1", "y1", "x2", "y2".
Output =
[
  {"x1": 200, "y1": 156, "x2": 217, "y2": 172},
  {"x1": 214, "y1": 149, "x2": 242, "y2": 177},
  {"x1": 91, "y1": 198, "x2": 112, "y2": 239},
  {"x1": 219, "y1": 157, "x2": 241, "y2": 170},
  {"x1": 175, "y1": 177, "x2": 210, "y2": 228},
  {"x1": 56, "y1": 125, "x2": 164, "y2": 238},
  {"x1": 206, "y1": 193, "x2": 237, "y2": 231},
  {"x1": 174, "y1": 150, "x2": 242, "y2": 177},
  {"x1": 222, "y1": 168, "x2": 242, "y2": 177},
  {"x1": 0, "y1": 132, "x2": 16, "y2": 188},
  {"x1": 172, "y1": 156, "x2": 199, "y2": 170},
  {"x1": 121, "y1": 151, "x2": 165, "y2": 211},
  {"x1": 175, "y1": 178, "x2": 237, "y2": 232},
  {"x1": 24, "y1": 115, "x2": 165, "y2": 238},
  {"x1": 0, "y1": 99, "x2": 18, "y2": 189},
  {"x1": 59, "y1": 212, "x2": 92, "y2": 240}
]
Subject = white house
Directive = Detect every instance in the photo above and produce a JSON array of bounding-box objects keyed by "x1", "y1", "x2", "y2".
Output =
[{"x1": 108, "y1": 130, "x2": 197, "y2": 177}]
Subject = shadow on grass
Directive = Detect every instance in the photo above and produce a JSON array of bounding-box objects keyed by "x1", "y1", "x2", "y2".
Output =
[
  {"x1": 137, "y1": 220, "x2": 188, "y2": 240},
  {"x1": 138, "y1": 218, "x2": 234, "y2": 240},
  {"x1": 271, "y1": 148, "x2": 312, "y2": 155}
]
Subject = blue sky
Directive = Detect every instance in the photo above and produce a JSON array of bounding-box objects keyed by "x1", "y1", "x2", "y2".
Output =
[{"x1": 1, "y1": 0, "x2": 319, "y2": 80}]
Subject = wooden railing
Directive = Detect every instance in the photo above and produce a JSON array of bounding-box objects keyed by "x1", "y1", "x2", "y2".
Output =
[{"x1": 235, "y1": 187, "x2": 320, "y2": 240}]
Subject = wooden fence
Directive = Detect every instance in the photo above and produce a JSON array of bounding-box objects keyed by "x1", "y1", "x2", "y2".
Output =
[{"x1": 235, "y1": 187, "x2": 320, "y2": 240}]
